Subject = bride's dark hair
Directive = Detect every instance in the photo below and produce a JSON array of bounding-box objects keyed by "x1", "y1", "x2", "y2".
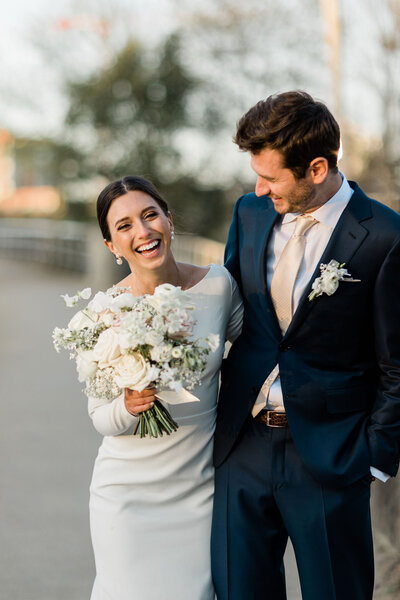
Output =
[{"x1": 97, "y1": 176, "x2": 169, "y2": 241}]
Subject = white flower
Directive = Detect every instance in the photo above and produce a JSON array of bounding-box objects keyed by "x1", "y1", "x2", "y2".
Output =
[
  {"x1": 206, "y1": 333, "x2": 220, "y2": 352},
  {"x1": 78, "y1": 287, "x2": 92, "y2": 300},
  {"x1": 99, "y1": 312, "x2": 116, "y2": 327},
  {"x1": 309, "y1": 260, "x2": 354, "y2": 301},
  {"x1": 88, "y1": 291, "x2": 113, "y2": 313},
  {"x1": 144, "y1": 330, "x2": 164, "y2": 346},
  {"x1": 76, "y1": 350, "x2": 98, "y2": 382},
  {"x1": 110, "y1": 293, "x2": 137, "y2": 311},
  {"x1": 171, "y1": 347, "x2": 183, "y2": 359},
  {"x1": 61, "y1": 287, "x2": 92, "y2": 307},
  {"x1": 61, "y1": 293, "x2": 79, "y2": 307},
  {"x1": 93, "y1": 328, "x2": 122, "y2": 367},
  {"x1": 68, "y1": 309, "x2": 97, "y2": 330},
  {"x1": 150, "y1": 343, "x2": 173, "y2": 362},
  {"x1": 114, "y1": 353, "x2": 158, "y2": 391},
  {"x1": 147, "y1": 283, "x2": 194, "y2": 313}
]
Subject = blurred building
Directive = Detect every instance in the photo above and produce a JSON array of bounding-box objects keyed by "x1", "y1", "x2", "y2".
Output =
[{"x1": 0, "y1": 130, "x2": 63, "y2": 217}]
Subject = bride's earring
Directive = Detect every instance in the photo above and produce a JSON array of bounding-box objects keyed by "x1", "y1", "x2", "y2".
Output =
[
  {"x1": 115, "y1": 254, "x2": 123, "y2": 265},
  {"x1": 171, "y1": 230, "x2": 175, "y2": 241}
]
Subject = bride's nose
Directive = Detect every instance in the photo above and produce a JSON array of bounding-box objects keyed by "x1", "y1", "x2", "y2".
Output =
[{"x1": 136, "y1": 219, "x2": 152, "y2": 237}]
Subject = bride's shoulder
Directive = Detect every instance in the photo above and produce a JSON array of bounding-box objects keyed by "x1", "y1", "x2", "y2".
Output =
[{"x1": 181, "y1": 262, "x2": 237, "y2": 295}]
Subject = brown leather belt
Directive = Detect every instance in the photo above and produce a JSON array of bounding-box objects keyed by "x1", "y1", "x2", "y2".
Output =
[{"x1": 257, "y1": 411, "x2": 289, "y2": 428}]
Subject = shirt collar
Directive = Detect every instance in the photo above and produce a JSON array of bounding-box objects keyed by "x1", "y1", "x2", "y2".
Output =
[{"x1": 282, "y1": 174, "x2": 354, "y2": 230}]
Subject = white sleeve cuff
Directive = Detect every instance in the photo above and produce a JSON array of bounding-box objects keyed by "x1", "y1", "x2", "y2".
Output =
[
  {"x1": 370, "y1": 466, "x2": 390, "y2": 482},
  {"x1": 88, "y1": 392, "x2": 138, "y2": 436}
]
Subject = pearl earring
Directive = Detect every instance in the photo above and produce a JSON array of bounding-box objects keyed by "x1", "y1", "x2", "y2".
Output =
[
  {"x1": 116, "y1": 254, "x2": 123, "y2": 265},
  {"x1": 171, "y1": 230, "x2": 175, "y2": 241}
]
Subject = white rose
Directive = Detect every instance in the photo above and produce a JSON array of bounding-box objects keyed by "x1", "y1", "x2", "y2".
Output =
[
  {"x1": 99, "y1": 312, "x2": 116, "y2": 327},
  {"x1": 68, "y1": 309, "x2": 97, "y2": 330},
  {"x1": 111, "y1": 293, "x2": 137, "y2": 311},
  {"x1": 144, "y1": 330, "x2": 164, "y2": 346},
  {"x1": 88, "y1": 291, "x2": 113, "y2": 313},
  {"x1": 93, "y1": 328, "x2": 122, "y2": 367},
  {"x1": 114, "y1": 353, "x2": 157, "y2": 391},
  {"x1": 76, "y1": 350, "x2": 98, "y2": 382}
]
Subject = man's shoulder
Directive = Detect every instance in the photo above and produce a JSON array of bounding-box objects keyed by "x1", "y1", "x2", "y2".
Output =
[
  {"x1": 235, "y1": 191, "x2": 273, "y2": 212},
  {"x1": 349, "y1": 181, "x2": 400, "y2": 235},
  {"x1": 350, "y1": 181, "x2": 400, "y2": 221}
]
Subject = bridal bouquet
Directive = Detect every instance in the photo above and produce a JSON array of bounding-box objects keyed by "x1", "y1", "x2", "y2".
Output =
[{"x1": 53, "y1": 284, "x2": 219, "y2": 438}]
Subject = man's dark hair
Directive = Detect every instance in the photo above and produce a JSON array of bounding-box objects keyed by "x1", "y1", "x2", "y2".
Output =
[{"x1": 234, "y1": 91, "x2": 340, "y2": 179}]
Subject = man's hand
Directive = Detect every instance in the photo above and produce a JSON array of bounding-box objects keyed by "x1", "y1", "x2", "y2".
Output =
[{"x1": 124, "y1": 388, "x2": 156, "y2": 416}]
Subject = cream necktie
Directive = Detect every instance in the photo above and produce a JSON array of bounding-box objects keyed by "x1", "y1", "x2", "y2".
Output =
[
  {"x1": 270, "y1": 214, "x2": 317, "y2": 334},
  {"x1": 251, "y1": 214, "x2": 317, "y2": 417}
]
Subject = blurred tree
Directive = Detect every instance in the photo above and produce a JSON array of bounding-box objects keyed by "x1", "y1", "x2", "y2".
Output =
[
  {"x1": 26, "y1": 0, "x2": 332, "y2": 236},
  {"x1": 174, "y1": 0, "x2": 325, "y2": 131},
  {"x1": 53, "y1": 33, "x2": 231, "y2": 238},
  {"x1": 354, "y1": 0, "x2": 400, "y2": 211}
]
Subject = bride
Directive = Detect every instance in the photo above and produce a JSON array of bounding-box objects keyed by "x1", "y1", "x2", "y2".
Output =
[{"x1": 89, "y1": 176, "x2": 243, "y2": 600}]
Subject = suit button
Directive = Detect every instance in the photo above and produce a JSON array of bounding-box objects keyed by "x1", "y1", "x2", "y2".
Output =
[{"x1": 280, "y1": 346, "x2": 291, "y2": 352}]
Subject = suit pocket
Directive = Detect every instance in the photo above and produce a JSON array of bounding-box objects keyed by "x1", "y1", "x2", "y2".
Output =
[{"x1": 326, "y1": 388, "x2": 371, "y2": 414}]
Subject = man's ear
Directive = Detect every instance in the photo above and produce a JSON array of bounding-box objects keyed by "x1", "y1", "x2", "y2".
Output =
[{"x1": 309, "y1": 157, "x2": 329, "y2": 184}]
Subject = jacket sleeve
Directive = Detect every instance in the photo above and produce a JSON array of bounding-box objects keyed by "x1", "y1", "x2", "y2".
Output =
[
  {"x1": 224, "y1": 196, "x2": 243, "y2": 292},
  {"x1": 369, "y1": 235, "x2": 400, "y2": 476},
  {"x1": 88, "y1": 393, "x2": 138, "y2": 436}
]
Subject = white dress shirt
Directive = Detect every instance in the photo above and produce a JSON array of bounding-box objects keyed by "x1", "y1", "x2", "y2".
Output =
[{"x1": 259, "y1": 174, "x2": 389, "y2": 482}]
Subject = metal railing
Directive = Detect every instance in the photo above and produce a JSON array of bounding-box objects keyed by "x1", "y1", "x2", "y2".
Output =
[{"x1": 0, "y1": 218, "x2": 225, "y2": 274}]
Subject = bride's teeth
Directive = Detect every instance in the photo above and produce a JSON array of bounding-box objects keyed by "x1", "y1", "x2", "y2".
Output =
[{"x1": 138, "y1": 240, "x2": 159, "y2": 252}]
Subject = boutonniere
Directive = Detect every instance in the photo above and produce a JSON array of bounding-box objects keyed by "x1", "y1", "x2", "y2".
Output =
[{"x1": 309, "y1": 260, "x2": 360, "y2": 301}]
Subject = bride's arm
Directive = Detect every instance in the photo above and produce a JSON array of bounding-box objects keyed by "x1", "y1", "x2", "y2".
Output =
[{"x1": 88, "y1": 389, "x2": 155, "y2": 436}]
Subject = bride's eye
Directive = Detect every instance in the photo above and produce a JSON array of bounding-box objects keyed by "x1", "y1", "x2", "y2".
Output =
[
  {"x1": 118, "y1": 223, "x2": 131, "y2": 231},
  {"x1": 144, "y1": 211, "x2": 158, "y2": 219}
]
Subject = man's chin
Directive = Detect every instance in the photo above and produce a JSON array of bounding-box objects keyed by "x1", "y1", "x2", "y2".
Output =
[{"x1": 271, "y1": 199, "x2": 289, "y2": 214}]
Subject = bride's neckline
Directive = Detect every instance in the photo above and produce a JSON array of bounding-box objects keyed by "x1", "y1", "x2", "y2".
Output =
[
  {"x1": 182, "y1": 263, "x2": 214, "y2": 292},
  {"x1": 116, "y1": 263, "x2": 217, "y2": 297}
]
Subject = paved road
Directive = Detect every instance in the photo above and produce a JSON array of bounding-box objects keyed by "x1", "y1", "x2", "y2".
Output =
[{"x1": 0, "y1": 256, "x2": 307, "y2": 599}]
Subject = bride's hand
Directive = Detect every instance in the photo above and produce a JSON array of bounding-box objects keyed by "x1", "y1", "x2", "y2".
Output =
[{"x1": 124, "y1": 388, "x2": 156, "y2": 416}]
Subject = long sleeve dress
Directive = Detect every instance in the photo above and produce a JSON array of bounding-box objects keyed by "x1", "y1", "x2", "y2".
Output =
[{"x1": 88, "y1": 264, "x2": 243, "y2": 600}]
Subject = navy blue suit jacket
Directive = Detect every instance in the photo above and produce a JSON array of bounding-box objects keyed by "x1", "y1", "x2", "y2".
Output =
[{"x1": 214, "y1": 182, "x2": 400, "y2": 486}]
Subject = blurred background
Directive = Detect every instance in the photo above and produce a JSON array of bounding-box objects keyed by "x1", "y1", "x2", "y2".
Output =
[{"x1": 0, "y1": 0, "x2": 399, "y2": 598}]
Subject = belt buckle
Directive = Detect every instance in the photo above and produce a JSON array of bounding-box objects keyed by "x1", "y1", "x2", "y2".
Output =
[{"x1": 265, "y1": 411, "x2": 287, "y2": 428}]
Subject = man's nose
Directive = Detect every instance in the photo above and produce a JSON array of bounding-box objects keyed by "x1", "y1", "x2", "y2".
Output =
[{"x1": 255, "y1": 177, "x2": 270, "y2": 197}]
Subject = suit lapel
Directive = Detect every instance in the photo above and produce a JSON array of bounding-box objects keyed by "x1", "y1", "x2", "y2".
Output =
[
  {"x1": 283, "y1": 183, "x2": 372, "y2": 339},
  {"x1": 252, "y1": 199, "x2": 281, "y2": 337}
]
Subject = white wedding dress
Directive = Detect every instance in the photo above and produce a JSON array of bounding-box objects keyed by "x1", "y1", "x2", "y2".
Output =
[{"x1": 88, "y1": 264, "x2": 242, "y2": 600}]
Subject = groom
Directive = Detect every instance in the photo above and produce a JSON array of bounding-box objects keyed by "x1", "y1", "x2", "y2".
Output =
[{"x1": 211, "y1": 91, "x2": 400, "y2": 599}]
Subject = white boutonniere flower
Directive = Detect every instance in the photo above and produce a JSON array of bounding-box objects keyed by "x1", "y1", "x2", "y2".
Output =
[{"x1": 309, "y1": 260, "x2": 360, "y2": 301}]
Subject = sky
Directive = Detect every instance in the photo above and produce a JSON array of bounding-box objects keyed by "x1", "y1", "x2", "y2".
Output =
[
  {"x1": 0, "y1": 0, "x2": 174, "y2": 136},
  {"x1": 0, "y1": 0, "x2": 388, "y2": 144}
]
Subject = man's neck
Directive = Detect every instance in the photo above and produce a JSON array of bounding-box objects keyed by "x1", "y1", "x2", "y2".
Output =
[{"x1": 303, "y1": 171, "x2": 343, "y2": 214}]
